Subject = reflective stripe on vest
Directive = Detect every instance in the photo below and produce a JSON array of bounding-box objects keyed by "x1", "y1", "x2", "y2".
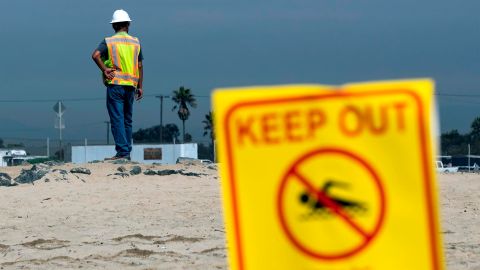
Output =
[
  {"x1": 114, "y1": 72, "x2": 139, "y2": 82},
  {"x1": 104, "y1": 33, "x2": 140, "y2": 87},
  {"x1": 106, "y1": 37, "x2": 140, "y2": 45},
  {"x1": 133, "y1": 45, "x2": 139, "y2": 77}
]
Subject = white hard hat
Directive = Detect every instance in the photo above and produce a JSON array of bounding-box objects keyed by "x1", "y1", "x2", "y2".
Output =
[{"x1": 110, "y1": 9, "x2": 132, "y2": 24}]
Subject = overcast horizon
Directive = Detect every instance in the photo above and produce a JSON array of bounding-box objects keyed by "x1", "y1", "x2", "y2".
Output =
[{"x1": 0, "y1": 0, "x2": 479, "y2": 142}]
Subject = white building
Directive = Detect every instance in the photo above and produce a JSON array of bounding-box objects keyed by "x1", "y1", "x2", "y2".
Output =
[{"x1": 71, "y1": 143, "x2": 198, "y2": 164}]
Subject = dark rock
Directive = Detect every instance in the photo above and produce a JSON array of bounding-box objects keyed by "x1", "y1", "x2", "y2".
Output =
[
  {"x1": 117, "y1": 166, "x2": 127, "y2": 172},
  {"x1": 88, "y1": 160, "x2": 102, "y2": 164},
  {"x1": 179, "y1": 171, "x2": 202, "y2": 177},
  {"x1": 70, "y1": 168, "x2": 91, "y2": 175},
  {"x1": 15, "y1": 165, "x2": 50, "y2": 184},
  {"x1": 0, "y1": 173, "x2": 12, "y2": 186},
  {"x1": 130, "y1": 166, "x2": 142, "y2": 175},
  {"x1": 143, "y1": 169, "x2": 158, "y2": 176},
  {"x1": 157, "y1": 170, "x2": 179, "y2": 176},
  {"x1": 114, "y1": 172, "x2": 130, "y2": 178},
  {"x1": 43, "y1": 161, "x2": 64, "y2": 167},
  {"x1": 143, "y1": 169, "x2": 199, "y2": 176}
]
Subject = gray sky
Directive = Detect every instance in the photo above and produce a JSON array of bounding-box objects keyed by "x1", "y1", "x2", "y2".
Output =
[{"x1": 0, "y1": 0, "x2": 478, "y2": 142}]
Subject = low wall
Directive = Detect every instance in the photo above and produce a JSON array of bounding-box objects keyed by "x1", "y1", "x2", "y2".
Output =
[{"x1": 71, "y1": 144, "x2": 198, "y2": 164}]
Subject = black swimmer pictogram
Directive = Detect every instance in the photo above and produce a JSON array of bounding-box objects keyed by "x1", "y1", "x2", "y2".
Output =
[
  {"x1": 299, "y1": 180, "x2": 367, "y2": 218},
  {"x1": 278, "y1": 148, "x2": 386, "y2": 259}
]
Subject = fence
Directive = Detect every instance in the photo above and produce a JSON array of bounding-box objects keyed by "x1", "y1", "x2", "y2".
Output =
[{"x1": 1, "y1": 137, "x2": 214, "y2": 162}]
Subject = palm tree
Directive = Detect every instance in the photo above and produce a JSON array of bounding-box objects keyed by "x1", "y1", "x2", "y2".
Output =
[
  {"x1": 203, "y1": 111, "x2": 214, "y2": 160},
  {"x1": 172, "y1": 86, "x2": 197, "y2": 142},
  {"x1": 471, "y1": 117, "x2": 480, "y2": 141}
]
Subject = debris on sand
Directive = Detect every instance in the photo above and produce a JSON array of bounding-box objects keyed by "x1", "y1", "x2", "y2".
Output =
[
  {"x1": 207, "y1": 165, "x2": 217, "y2": 171},
  {"x1": 70, "y1": 167, "x2": 91, "y2": 175},
  {"x1": 143, "y1": 169, "x2": 158, "y2": 176},
  {"x1": 143, "y1": 169, "x2": 205, "y2": 177},
  {"x1": 42, "y1": 161, "x2": 64, "y2": 167},
  {"x1": 49, "y1": 169, "x2": 70, "y2": 181},
  {"x1": 109, "y1": 159, "x2": 139, "y2": 165},
  {"x1": 130, "y1": 166, "x2": 142, "y2": 175},
  {"x1": 176, "y1": 157, "x2": 212, "y2": 166},
  {"x1": 176, "y1": 157, "x2": 197, "y2": 165},
  {"x1": 179, "y1": 171, "x2": 203, "y2": 177},
  {"x1": 15, "y1": 165, "x2": 50, "y2": 184},
  {"x1": 52, "y1": 169, "x2": 68, "y2": 175},
  {"x1": 142, "y1": 169, "x2": 180, "y2": 176},
  {"x1": 0, "y1": 172, "x2": 15, "y2": 187},
  {"x1": 157, "y1": 169, "x2": 178, "y2": 176},
  {"x1": 117, "y1": 166, "x2": 128, "y2": 172},
  {"x1": 111, "y1": 159, "x2": 130, "y2": 164},
  {"x1": 12, "y1": 164, "x2": 77, "y2": 185},
  {"x1": 115, "y1": 172, "x2": 130, "y2": 178}
]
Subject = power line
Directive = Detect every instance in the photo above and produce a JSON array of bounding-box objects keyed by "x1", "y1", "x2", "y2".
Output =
[
  {"x1": 0, "y1": 97, "x2": 105, "y2": 103},
  {"x1": 0, "y1": 92, "x2": 478, "y2": 105},
  {"x1": 436, "y1": 93, "x2": 480, "y2": 98},
  {"x1": 0, "y1": 94, "x2": 211, "y2": 103},
  {"x1": 437, "y1": 98, "x2": 480, "y2": 105}
]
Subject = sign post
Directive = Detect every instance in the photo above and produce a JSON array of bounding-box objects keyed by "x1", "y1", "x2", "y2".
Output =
[{"x1": 213, "y1": 80, "x2": 444, "y2": 270}]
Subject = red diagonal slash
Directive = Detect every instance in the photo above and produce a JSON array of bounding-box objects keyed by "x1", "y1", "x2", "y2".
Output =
[{"x1": 291, "y1": 169, "x2": 372, "y2": 240}]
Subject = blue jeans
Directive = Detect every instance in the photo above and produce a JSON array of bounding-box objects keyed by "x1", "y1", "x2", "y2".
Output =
[{"x1": 106, "y1": 85, "x2": 135, "y2": 157}]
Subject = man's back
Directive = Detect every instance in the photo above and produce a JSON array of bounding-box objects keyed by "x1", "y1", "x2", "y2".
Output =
[
  {"x1": 103, "y1": 32, "x2": 142, "y2": 87},
  {"x1": 91, "y1": 9, "x2": 144, "y2": 161}
]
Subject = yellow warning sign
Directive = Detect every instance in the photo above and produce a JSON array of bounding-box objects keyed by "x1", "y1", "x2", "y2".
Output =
[{"x1": 213, "y1": 80, "x2": 444, "y2": 270}]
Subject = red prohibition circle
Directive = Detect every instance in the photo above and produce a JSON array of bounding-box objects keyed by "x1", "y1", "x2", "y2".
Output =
[{"x1": 277, "y1": 147, "x2": 386, "y2": 260}]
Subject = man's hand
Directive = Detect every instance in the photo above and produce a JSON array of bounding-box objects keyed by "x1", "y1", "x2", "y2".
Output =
[
  {"x1": 103, "y1": 68, "x2": 116, "y2": 80},
  {"x1": 135, "y1": 88, "x2": 143, "y2": 101}
]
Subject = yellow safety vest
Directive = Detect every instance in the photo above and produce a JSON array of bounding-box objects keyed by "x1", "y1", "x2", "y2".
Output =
[{"x1": 103, "y1": 32, "x2": 141, "y2": 87}]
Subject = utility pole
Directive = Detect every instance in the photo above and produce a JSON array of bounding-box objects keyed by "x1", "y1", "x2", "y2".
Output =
[
  {"x1": 104, "y1": 121, "x2": 110, "y2": 144},
  {"x1": 468, "y1": 143, "x2": 471, "y2": 172},
  {"x1": 59, "y1": 106, "x2": 63, "y2": 160},
  {"x1": 85, "y1": 138, "x2": 88, "y2": 163},
  {"x1": 53, "y1": 101, "x2": 66, "y2": 161},
  {"x1": 155, "y1": 95, "x2": 170, "y2": 144}
]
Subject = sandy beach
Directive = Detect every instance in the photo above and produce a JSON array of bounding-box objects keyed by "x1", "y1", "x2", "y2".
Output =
[
  {"x1": 439, "y1": 173, "x2": 480, "y2": 270},
  {"x1": 0, "y1": 162, "x2": 226, "y2": 270},
  {"x1": 0, "y1": 163, "x2": 478, "y2": 269}
]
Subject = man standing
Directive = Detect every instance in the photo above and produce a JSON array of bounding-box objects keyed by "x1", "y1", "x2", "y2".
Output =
[{"x1": 92, "y1": 9, "x2": 144, "y2": 160}]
